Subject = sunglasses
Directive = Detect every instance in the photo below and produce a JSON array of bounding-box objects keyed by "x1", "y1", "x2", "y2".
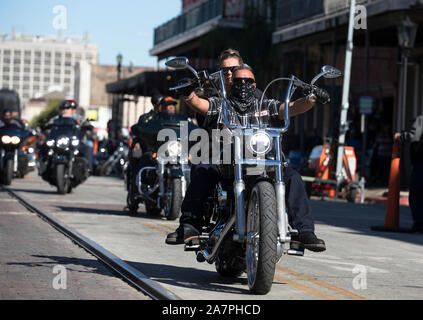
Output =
[
  {"x1": 232, "y1": 77, "x2": 255, "y2": 85},
  {"x1": 221, "y1": 66, "x2": 237, "y2": 74}
]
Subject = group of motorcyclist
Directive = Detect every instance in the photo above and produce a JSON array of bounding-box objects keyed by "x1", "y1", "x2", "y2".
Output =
[{"x1": 1, "y1": 48, "x2": 330, "y2": 256}]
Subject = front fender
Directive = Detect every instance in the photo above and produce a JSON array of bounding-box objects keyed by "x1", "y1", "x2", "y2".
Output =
[
  {"x1": 168, "y1": 167, "x2": 183, "y2": 178},
  {"x1": 53, "y1": 154, "x2": 69, "y2": 164}
]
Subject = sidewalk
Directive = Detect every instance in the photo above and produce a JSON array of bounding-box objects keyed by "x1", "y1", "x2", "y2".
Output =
[{"x1": 363, "y1": 187, "x2": 409, "y2": 206}]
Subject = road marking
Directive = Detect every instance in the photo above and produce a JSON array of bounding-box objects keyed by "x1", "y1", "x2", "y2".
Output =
[
  {"x1": 142, "y1": 222, "x2": 168, "y2": 235},
  {"x1": 0, "y1": 211, "x2": 30, "y2": 216},
  {"x1": 273, "y1": 273, "x2": 339, "y2": 300},
  {"x1": 276, "y1": 265, "x2": 369, "y2": 300}
]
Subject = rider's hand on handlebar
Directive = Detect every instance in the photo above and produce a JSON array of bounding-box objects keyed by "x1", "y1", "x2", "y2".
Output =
[
  {"x1": 174, "y1": 78, "x2": 199, "y2": 97},
  {"x1": 314, "y1": 88, "x2": 330, "y2": 104},
  {"x1": 304, "y1": 87, "x2": 330, "y2": 105}
]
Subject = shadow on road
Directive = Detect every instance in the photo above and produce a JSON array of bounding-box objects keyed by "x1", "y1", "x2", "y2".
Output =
[
  {"x1": 54, "y1": 205, "x2": 178, "y2": 223},
  {"x1": 7, "y1": 255, "x2": 115, "y2": 277},
  {"x1": 11, "y1": 188, "x2": 58, "y2": 195},
  {"x1": 309, "y1": 199, "x2": 423, "y2": 246},
  {"x1": 126, "y1": 260, "x2": 255, "y2": 295}
]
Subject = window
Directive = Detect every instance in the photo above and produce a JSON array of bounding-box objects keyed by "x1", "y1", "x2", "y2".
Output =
[
  {"x1": 3, "y1": 67, "x2": 10, "y2": 72},
  {"x1": 24, "y1": 59, "x2": 31, "y2": 65},
  {"x1": 3, "y1": 58, "x2": 10, "y2": 63},
  {"x1": 54, "y1": 69, "x2": 61, "y2": 74},
  {"x1": 35, "y1": 51, "x2": 41, "y2": 57},
  {"x1": 14, "y1": 59, "x2": 21, "y2": 64},
  {"x1": 44, "y1": 68, "x2": 51, "y2": 74},
  {"x1": 65, "y1": 62, "x2": 72, "y2": 67},
  {"x1": 34, "y1": 68, "x2": 41, "y2": 74},
  {"x1": 34, "y1": 77, "x2": 40, "y2": 82},
  {"x1": 14, "y1": 50, "x2": 21, "y2": 56},
  {"x1": 4, "y1": 50, "x2": 11, "y2": 55},
  {"x1": 64, "y1": 78, "x2": 71, "y2": 83},
  {"x1": 24, "y1": 67, "x2": 30, "y2": 73},
  {"x1": 44, "y1": 77, "x2": 50, "y2": 82},
  {"x1": 3, "y1": 75, "x2": 9, "y2": 81},
  {"x1": 54, "y1": 78, "x2": 60, "y2": 83},
  {"x1": 24, "y1": 50, "x2": 31, "y2": 56}
]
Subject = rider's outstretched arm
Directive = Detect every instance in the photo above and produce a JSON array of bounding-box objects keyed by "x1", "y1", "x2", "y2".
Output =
[
  {"x1": 183, "y1": 92, "x2": 210, "y2": 116},
  {"x1": 278, "y1": 97, "x2": 316, "y2": 120}
]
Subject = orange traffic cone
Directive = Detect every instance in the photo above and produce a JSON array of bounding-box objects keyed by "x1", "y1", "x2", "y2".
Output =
[{"x1": 371, "y1": 139, "x2": 412, "y2": 233}]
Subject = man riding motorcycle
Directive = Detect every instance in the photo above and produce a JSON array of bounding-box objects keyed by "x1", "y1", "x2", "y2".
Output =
[
  {"x1": 124, "y1": 93, "x2": 166, "y2": 214},
  {"x1": 39, "y1": 99, "x2": 93, "y2": 177},
  {"x1": 165, "y1": 63, "x2": 330, "y2": 252}
]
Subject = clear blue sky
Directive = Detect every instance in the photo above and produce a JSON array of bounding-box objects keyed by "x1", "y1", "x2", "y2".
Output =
[{"x1": 0, "y1": 0, "x2": 181, "y2": 68}]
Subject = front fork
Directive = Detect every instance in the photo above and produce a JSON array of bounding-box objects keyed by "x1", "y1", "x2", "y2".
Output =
[{"x1": 232, "y1": 135, "x2": 294, "y2": 255}]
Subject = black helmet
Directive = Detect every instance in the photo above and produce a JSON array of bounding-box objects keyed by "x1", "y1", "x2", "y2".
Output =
[
  {"x1": 151, "y1": 94, "x2": 164, "y2": 107},
  {"x1": 59, "y1": 99, "x2": 78, "y2": 110}
]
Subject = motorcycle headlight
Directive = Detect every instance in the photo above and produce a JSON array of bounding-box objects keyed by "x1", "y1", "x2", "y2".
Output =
[
  {"x1": 167, "y1": 141, "x2": 182, "y2": 157},
  {"x1": 11, "y1": 136, "x2": 21, "y2": 144},
  {"x1": 46, "y1": 139, "x2": 55, "y2": 147},
  {"x1": 71, "y1": 137, "x2": 80, "y2": 147},
  {"x1": 1, "y1": 135, "x2": 12, "y2": 144},
  {"x1": 56, "y1": 137, "x2": 70, "y2": 148},
  {"x1": 248, "y1": 132, "x2": 272, "y2": 155}
]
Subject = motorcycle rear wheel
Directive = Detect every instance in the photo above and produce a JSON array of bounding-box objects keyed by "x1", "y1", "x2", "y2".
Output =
[{"x1": 246, "y1": 181, "x2": 278, "y2": 295}]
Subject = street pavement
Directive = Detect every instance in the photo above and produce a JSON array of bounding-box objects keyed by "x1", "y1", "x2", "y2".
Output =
[
  {"x1": 0, "y1": 187, "x2": 150, "y2": 300},
  {"x1": 2, "y1": 171, "x2": 423, "y2": 300}
]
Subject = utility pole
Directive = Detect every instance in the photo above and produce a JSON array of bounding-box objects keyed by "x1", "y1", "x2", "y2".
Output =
[{"x1": 335, "y1": 0, "x2": 356, "y2": 195}]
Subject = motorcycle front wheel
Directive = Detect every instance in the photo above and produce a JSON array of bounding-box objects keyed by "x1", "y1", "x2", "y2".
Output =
[
  {"x1": 3, "y1": 159, "x2": 14, "y2": 185},
  {"x1": 246, "y1": 181, "x2": 278, "y2": 295},
  {"x1": 167, "y1": 177, "x2": 182, "y2": 221},
  {"x1": 56, "y1": 164, "x2": 69, "y2": 195}
]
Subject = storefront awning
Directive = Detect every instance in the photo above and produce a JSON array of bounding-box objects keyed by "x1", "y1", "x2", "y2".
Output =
[{"x1": 106, "y1": 69, "x2": 192, "y2": 97}]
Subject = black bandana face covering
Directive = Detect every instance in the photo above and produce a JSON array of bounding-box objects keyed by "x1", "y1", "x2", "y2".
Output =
[{"x1": 230, "y1": 82, "x2": 256, "y2": 113}]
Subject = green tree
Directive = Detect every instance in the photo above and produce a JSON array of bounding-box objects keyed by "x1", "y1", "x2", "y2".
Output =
[{"x1": 30, "y1": 99, "x2": 61, "y2": 128}]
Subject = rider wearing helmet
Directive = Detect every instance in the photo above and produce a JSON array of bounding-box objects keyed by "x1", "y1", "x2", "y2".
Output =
[{"x1": 124, "y1": 92, "x2": 165, "y2": 214}]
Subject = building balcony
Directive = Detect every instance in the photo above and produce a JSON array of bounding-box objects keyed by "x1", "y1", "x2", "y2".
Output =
[
  {"x1": 273, "y1": 0, "x2": 423, "y2": 45},
  {"x1": 150, "y1": 0, "x2": 244, "y2": 58}
]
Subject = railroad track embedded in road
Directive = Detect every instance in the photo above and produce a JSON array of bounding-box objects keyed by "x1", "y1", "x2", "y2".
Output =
[{"x1": 2, "y1": 186, "x2": 181, "y2": 301}]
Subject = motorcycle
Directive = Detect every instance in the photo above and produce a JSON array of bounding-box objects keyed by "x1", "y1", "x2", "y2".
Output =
[
  {"x1": 0, "y1": 122, "x2": 29, "y2": 185},
  {"x1": 301, "y1": 137, "x2": 360, "y2": 202},
  {"x1": 128, "y1": 112, "x2": 197, "y2": 220},
  {"x1": 95, "y1": 140, "x2": 128, "y2": 177},
  {"x1": 39, "y1": 118, "x2": 89, "y2": 194},
  {"x1": 166, "y1": 57, "x2": 342, "y2": 294}
]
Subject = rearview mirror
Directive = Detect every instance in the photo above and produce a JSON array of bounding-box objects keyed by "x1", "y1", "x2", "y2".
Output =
[
  {"x1": 311, "y1": 65, "x2": 342, "y2": 85},
  {"x1": 165, "y1": 57, "x2": 189, "y2": 69},
  {"x1": 321, "y1": 65, "x2": 342, "y2": 79}
]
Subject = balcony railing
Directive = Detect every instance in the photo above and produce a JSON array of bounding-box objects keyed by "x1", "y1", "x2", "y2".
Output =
[
  {"x1": 153, "y1": 0, "x2": 224, "y2": 46},
  {"x1": 276, "y1": 0, "x2": 324, "y2": 28},
  {"x1": 276, "y1": 0, "x2": 379, "y2": 29}
]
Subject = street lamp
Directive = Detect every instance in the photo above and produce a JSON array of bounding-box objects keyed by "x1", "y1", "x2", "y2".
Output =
[
  {"x1": 117, "y1": 53, "x2": 123, "y2": 81},
  {"x1": 397, "y1": 16, "x2": 418, "y2": 131}
]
